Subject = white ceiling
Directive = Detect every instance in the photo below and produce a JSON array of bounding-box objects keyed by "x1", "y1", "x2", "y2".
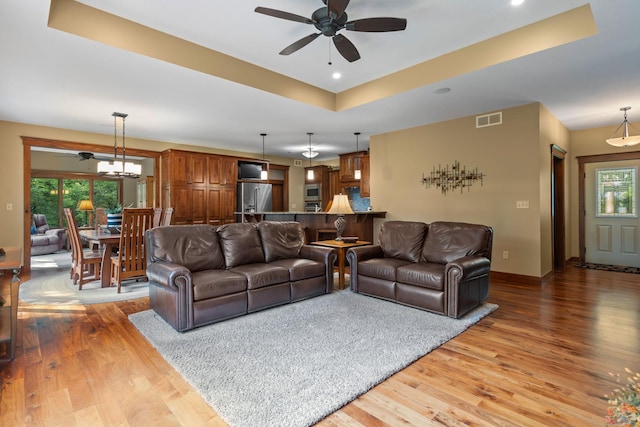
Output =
[{"x1": 1, "y1": 0, "x2": 639, "y2": 161}]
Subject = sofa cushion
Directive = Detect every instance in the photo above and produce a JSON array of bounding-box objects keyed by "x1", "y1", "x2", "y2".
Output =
[
  {"x1": 269, "y1": 258, "x2": 325, "y2": 281},
  {"x1": 357, "y1": 257, "x2": 413, "y2": 281},
  {"x1": 218, "y1": 223, "x2": 265, "y2": 268},
  {"x1": 191, "y1": 269, "x2": 247, "y2": 301},
  {"x1": 379, "y1": 221, "x2": 428, "y2": 262},
  {"x1": 258, "y1": 221, "x2": 304, "y2": 263},
  {"x1": 148, "y1": 224, "x2": 225, "y2": 272},
  {"x1": 230, "y1": 263, "x2": 290, "y2": 290},
  {"x1": 422, "y1": 221, "x2": 492, "y2": 264},
  {"x1": 397, "y1": 263, "x2": 445, "y2": 291}
]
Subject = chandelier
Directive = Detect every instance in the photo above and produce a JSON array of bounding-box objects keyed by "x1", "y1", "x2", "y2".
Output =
[
  {"x1": 421, "y1": 160, "x2": 485, "y2": 195},
  {"x1": 97, "y1": 112, "x2": 141, "y2": 178},
  {"x1": 606, "y1": 106, "x2": 640, "y2": 148}
]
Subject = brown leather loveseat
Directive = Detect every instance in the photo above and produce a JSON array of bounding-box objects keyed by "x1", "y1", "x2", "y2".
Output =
[
  {"x1": 146, "y1": 221, "x2": 337, "y2": 332},
  {"x1": 346, "y1": 221, "x2": 493, "y2": 319}
]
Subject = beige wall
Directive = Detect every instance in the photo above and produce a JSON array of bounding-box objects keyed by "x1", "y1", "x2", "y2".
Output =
[{"x1": 370, "y1": 103, "x2": 569, "y2": 277}]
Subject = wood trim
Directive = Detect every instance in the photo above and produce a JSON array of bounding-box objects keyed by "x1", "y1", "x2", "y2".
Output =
[
  {"x1": 489, "y1": 270, "x2": 542, "y2": 286},
  {"x1": 551, "y1": 144, "x2": 566, "y2": 270},
  {"x1": 576, "y1": 150, "x2": 640, "y2": 262}
]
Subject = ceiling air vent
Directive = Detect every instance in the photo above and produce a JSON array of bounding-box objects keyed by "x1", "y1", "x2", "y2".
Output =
[{"x1": 476, "y1": 112, "x2": 502, "y2": 128}]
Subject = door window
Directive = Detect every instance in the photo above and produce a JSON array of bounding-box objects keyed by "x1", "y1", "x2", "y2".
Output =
[{"x1": 595, "y1": 167, "x2": 637, "y2": 217}]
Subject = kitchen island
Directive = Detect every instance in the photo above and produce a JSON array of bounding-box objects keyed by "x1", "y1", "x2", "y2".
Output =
[{"x1": 236, "y1": 211, "x2": 387, "y2": 243}]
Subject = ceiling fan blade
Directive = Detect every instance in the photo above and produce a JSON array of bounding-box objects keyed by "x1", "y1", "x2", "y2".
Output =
[
  {"x1": 255, "y1": 7, "x2": 314, "y2": 25},
  {"x1": 280, "y1": 33, "x2": 321, "y2": 55},
  {"x1": 327, "y1": 0, "x2": 350, "y2": 19},
  {"x1": 333, "y1": 34, "x2": 360, "y2": 62},
  {"x1": 346, "y1": 17, "x2": 407, "y2": 32}
]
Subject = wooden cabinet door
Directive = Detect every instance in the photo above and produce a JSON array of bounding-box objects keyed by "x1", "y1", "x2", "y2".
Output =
[
  {"x1": 220, "y1": 158, "x2": 237, "y2": 185},
  {"x1": 360, "y1": 155, "x2": 370, "y2": 197},
  {"x1": 190, "y1": 187, "x2": 207, "y2": 224},
  {"x1": 206, "y1": 186, "x2": 222, "y2": 226},
  {"x1": 208, "y1": 155, "x2": 221, "y2": 185},
  {"x1": 221, "y1": 186, "x2": 236, "y2": 223},
  {"x1": 271, "y1": 183, "x2": 284, "y2": 212},
  {"x1": 171, "y1": 186, "x2": 190, "y2": 224},
  {"x1": 189, "y1": 154, "x2": 207, "y2": 185},
  {"x1": 171, "y1": 152, "x2": 189, "y2": 186}
]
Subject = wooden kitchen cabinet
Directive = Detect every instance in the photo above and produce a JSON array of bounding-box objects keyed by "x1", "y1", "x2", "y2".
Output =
[
  {"x1": 161, "y1": 150, "x2": 237, "y2": 225},
  {"x1": 360, "y1": 155, "x2": 370, "y2": 197},
  {"x1": 339, "y1": 151, "x2": 367, "y2": 181}
]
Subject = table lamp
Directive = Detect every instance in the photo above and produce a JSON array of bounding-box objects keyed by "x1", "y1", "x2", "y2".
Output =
[
  {"x1": 327, "y1": 194, "x2": 354, "y2": 241},
  {"x1": 77, "y1": 199, "x2": 95, "y2": 227}
]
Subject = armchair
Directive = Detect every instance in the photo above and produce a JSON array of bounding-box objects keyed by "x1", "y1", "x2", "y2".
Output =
[{"x1": 30, "y1": 214, "x2": 67, "y2": 256}]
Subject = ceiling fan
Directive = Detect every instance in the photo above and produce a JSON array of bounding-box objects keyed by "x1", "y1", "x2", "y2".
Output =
[
  {"x1": 255, "y1": 0, "x2": 407, "y2": 63},
  {"x1": 55, "y1": 151, "x2": 110, "y2": 161}
]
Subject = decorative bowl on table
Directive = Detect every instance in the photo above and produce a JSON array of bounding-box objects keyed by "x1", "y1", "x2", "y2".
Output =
[{"x1": 342, "y1": 237, "x2": 359, "y2": 243}]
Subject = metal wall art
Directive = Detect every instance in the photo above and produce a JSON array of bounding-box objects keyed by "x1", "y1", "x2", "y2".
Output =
[{"x1": 421, "y1": 160, "x2": 485, "y2": 195}]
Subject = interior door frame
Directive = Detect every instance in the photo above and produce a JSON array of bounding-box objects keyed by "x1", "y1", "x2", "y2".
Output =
[
  {"x1": 577, "y1": 150, "x2": 640, "y2": 263},
  {"x1": 22, "y1": 136, "x2": 160, "y2": 274},
  {"x1": 551, "y1": 144, "x2": 566, "y2": 270}
]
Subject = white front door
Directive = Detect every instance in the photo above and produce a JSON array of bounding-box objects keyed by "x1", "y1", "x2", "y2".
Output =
[{"x1": 585, "y1": 161, "x2": 640, "y2": 267}]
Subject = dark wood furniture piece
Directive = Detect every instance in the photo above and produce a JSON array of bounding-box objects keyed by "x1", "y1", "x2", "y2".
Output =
[
  {"x1": 311, "y1": 239, "x2": 371, "y2": 289},
  {"x1": 79, "y1": 229, "x2": 120, "y2": 288},
  {"x1": 0, "y1": 246, "x2": 22, "y2": 362},
  {"x1": 64, "y1": 208, "x2": 102, "y2": 289},
  {"x1": 110, "y1": 208, "x2": 154, "y2": 293}
]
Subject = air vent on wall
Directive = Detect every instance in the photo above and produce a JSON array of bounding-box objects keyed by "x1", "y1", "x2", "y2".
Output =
[{"x1": 476, "y1": 111, "x2": 502, "y2": 128}]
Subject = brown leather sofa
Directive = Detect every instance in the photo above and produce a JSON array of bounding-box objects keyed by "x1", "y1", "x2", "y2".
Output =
[
  {"x1": 146, "y1": 221, "x2": 337, "y2": 332},
  {"x1": 346, "y1": 221, "x2": 493, "y2": 319}
]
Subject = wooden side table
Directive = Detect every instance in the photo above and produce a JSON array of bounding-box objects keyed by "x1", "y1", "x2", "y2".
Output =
[
  {"x1": 0, "y1": 247, "x2": 22, "y2": 362},
  {"x1": 311, "y1": 240, "x2": 371, "y2": 290}
]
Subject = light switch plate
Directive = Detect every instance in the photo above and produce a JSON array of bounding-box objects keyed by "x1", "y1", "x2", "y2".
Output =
[{"x1": 516, "y1": 200, "x2": 529, "y2": 209}]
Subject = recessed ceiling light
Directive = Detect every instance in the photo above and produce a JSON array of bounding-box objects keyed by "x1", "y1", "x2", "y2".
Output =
[
  {"x1": 332, "y1": 72, "x2": 341, "y2": 79},
  {"x1": 511, "y1": 0, "x2": 524, "y2": 5},
  {"x1": 433, "y1": 87, "x2": 451, "y2": 95}
]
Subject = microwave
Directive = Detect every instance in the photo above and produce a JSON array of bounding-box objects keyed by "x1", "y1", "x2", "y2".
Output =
[{"x1": 304, "y1": 183, "x2": 322, "y2": 201}]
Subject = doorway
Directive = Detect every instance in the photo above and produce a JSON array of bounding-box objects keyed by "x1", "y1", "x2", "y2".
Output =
[
  {"x1": 551, "y1": 145, "x2": 566, "y2": 270},
  {"x1": 22, "y1": 136, "x2": 160, "y2": 274},
  {"x1": 577, "y1": 150, "x2": 640, "y2": 264}
]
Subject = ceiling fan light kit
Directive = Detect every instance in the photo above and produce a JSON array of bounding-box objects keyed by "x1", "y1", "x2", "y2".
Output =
[
  {"x1": 255, "y1": 0, "x2": 407, "y2": 63},
  {"x1": 606, "y1": 107, "x2": 640, "y2": 148}
]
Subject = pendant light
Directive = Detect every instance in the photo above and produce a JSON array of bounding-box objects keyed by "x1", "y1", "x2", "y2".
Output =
[
  {"x1": 306, "y1": 133, "x2": 315, "y2": 180},
  {"x1": 260, "y1": 133, "x2": 269, "y2": 180},
  {"x1": 97, "y1": 112, "x2": 141, "y2": 178},
  {"x1": 354, "y1": 132, "x2": 362, "y2": 180},
  {"x1": 606, "y1": 107, "x2": 640, "y2": 147}
]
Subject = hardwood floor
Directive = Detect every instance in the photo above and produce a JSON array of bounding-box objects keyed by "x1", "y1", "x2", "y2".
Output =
[{"x1": 1, "y1": 265, "x2": 638, "y2": 426}]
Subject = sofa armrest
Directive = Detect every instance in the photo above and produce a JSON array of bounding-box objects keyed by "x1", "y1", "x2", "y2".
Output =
[
  {"x1": 346, "y1": 245, "x2": 384, "y2": 292},
  {"x1": 446, "y1": 256, "x2": 491, "y2": 281},
  {"x1": 445, "y1": 256, "x2": 491, "y2": 318},
  {"x1": 347, "y1": 245, "x2": 384, "y2": 263},
  {"x1": 300, "y1": 245, "x2": 337, "y2": 292},
  {"x1": 147, "y1": 261, "x2": 192, "y2": 291}
]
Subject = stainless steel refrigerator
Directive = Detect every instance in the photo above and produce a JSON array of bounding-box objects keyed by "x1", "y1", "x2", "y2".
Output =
[{"x1": 237, "y1": 182, "x2": 272, "y2": 212}]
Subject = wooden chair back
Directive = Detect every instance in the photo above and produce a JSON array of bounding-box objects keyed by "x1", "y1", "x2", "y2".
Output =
[
  {"x1": 63, "y1": 207, "x2": 101, "y2": 288},
  {"x1": 153, "y1": 208, "x2": 163, "y2": 227},
  {"x1": 111, "y1": 208, "x2": 154, "y2": 292},
  {"x1": 161, "y1": 207, "x2": 174, "y2": 226}
]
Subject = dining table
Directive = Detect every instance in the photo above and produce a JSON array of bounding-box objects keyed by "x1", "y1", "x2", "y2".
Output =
[{"x1": 78, "y1": 229, "x2": 120, "y2": 288}]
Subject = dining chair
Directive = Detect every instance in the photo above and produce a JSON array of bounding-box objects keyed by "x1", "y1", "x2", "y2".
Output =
[
  {"x1": 153, "y1": 208, "x2": 163, "y2": 227},
  {"x1": 110, "y1": 208, "x2": 154, "y2": 293},
  {"x1": 161, "y1": 207, "x2": 174, "y2": 226},
  {"x1": 63, "y1": 208, "x2": 102, "y2": 289}
]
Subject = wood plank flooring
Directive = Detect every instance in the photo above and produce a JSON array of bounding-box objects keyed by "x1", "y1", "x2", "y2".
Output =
[{"x1": 1, "y1": 264, "x2": 638, "y2": 426}]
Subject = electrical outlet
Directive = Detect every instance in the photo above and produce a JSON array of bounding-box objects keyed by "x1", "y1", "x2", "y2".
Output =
[
  {"x1": 6, "y1": 203, "x2": 12, "y2": 211},
  {"x1": 516, "y1": 200, "x2": 529, "y2": 209},
  {"x1": 502, "y1": 250, "x2": 509, "y2": 260}
]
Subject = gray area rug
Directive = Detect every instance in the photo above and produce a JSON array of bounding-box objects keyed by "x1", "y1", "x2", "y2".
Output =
[
  {"x1": 129, "y1": 290, "x2": 498, "y2": 427},
  {"x1": 20, "y1": 252, "x2": 148, "y2": 305}
]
